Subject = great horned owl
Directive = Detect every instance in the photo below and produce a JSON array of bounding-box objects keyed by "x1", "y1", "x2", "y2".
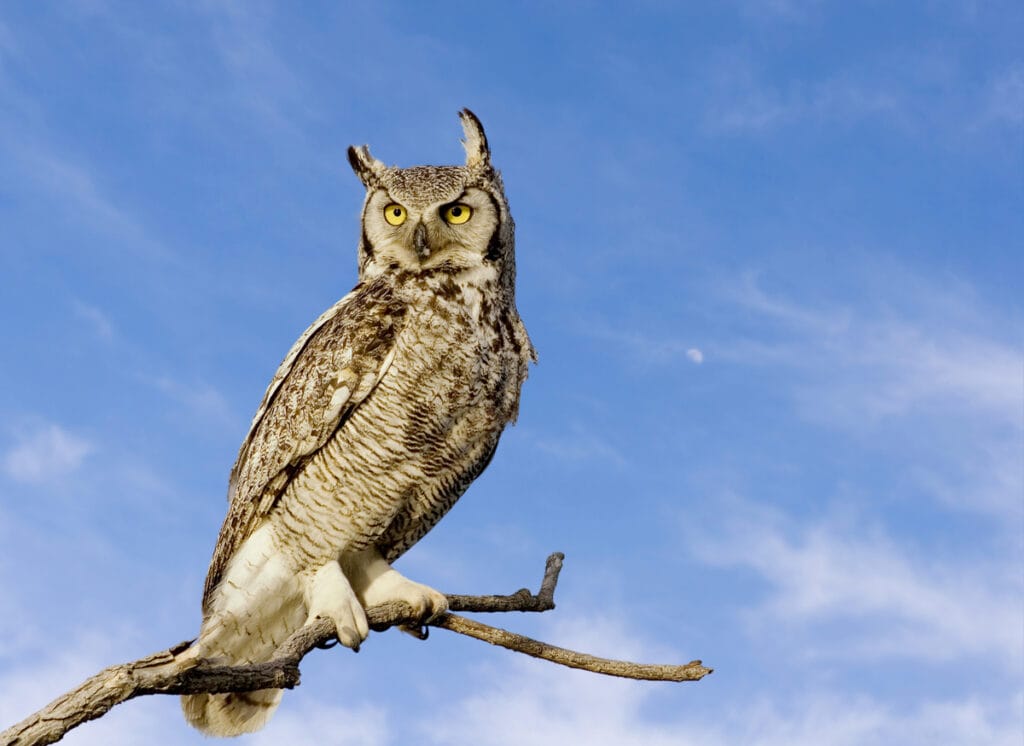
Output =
[{"x1": 181, "y1": 110, "x2": 534, "y2": 736}]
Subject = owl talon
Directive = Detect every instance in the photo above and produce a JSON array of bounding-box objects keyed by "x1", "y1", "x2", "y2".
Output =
[
  {"x1": 400, "y1": 624, "x2": 429, "y2": 640},
  {"x1": 357, "y1": 566, "x2": 449, "y2": 623},
  {"x1": 337, "y1": 626, "x2": 361, "y2": 652},
  {"x1": 304, "y1": 561, "x2": 369, "y2": 651}
]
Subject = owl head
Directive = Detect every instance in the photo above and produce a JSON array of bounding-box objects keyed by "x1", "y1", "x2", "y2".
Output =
[{"x1": 347, "y1": 109, "x2": 515, "y2": 288}]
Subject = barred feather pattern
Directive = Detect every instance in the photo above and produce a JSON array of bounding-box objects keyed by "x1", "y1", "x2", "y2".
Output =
[
  {"x1": 183, "y1": 109, "x2": 534, "y2": 737},
  {"x1": 183, "y1": 270, "x2": 531, "y2": 735},
  {"x1": 249, "y1": 268, "x2": 532, "y2": 576}
]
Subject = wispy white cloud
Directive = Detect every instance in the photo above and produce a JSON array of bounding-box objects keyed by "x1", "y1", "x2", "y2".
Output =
[
  {"x1": 197, "y1": 0, "x2": 319, "y2": 141},
  {"x1": 0, "y1": 51, "x2": 171, "y2": 263},
  {"x1": 722, "y1": 272, "x2": 1023, "y2": 428},
  {"x1": 699, "y1": 40, "x2": 1024, "y2": 142},
  {"x1": 0, "y1": 17, "x2": 17, "y2": 67},
  {"x1": 983, "y1": 63, "x2": 1024, "y2": 127},
  {"x1": 2, "y1": 423, "x2": 94, "y2": 484},
  {"x1": 0, "y1": 609, "x2": 389, "y2": 745},
  {"x1": 71, "y1": 300, "x2": 116, "y2": 342},
  {"x1": 17, "y1": 144, "x2": 172, "y2": 259},
  {"x1": 691, "y1": 270, "x2": 1023, "y2": 520},
  {"x1": 691, "y1": 498, "x2": 1023, "y2": 668},
  {"x1": 250, "y1": 700, "x2": 389, "y2": 746},
  {"x1": 593, "y1": 269, "x2": 1021, "y2": 437},
  {"x1": 702, "y1": 61, "x2": 905, "y2": 135},
  {"x1": 0, "y1": 112, "x2": 174, "y2": 262},
  {"x1": 584, "y1": 324, "x2": 706, "y2": 368},
  {"x1": 423, "y1": 614, "x2": 685, "y2": 746},
  {"x1": 909, "y1": 436, "x2": 1024, "y2": 518},
  {"x1": 532, "y1": 423, "x2": 628, "y2": 467},
  {"x1": 734, "y1": 0, "x2": 824, "y2": 23},
  {"x1": 721, "y1": 692, "x2": 1024, "y2": 746},
  {"x1": 0, "y1": 622, "x2": 197, "y2": 746},
  {"x1": 702, "y1": 63, "x2": 794, "y2": 133},
  {"x1": 0, "y1": 524, "x2": 40, "y2": 660},
  {"x1": 424, "y1": 610, "x2": 1023, "y2": 746},
  {"x1": 152, "y1": 376, "x2": 239, "y2": 433}
]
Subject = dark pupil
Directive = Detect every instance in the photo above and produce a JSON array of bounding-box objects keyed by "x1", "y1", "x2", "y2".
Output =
[
  {"x1": 392, "y1": 208, "x2": 401, "y2": 217},
  {"x1": 451, "y1": 206, "x2": 462, "y2": 217}
]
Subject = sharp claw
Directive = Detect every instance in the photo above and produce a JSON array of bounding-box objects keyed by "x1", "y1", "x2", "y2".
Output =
[
  {"x1": 336, "y1": 625, "x2": 360, "y2": 652},
  {"x1": 400, "y1": 624, "x2": 429, "y2": 640},
  {"x1": 424, "y1": 607, "x2": 447, "y2": 625}
]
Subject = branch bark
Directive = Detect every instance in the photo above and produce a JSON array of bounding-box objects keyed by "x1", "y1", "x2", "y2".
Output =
[{"x1": 1, "y1": 553, "x2": 711, "y2": 746}]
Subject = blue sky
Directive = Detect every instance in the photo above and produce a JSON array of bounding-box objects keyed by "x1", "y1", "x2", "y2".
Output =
[{"x1": 1, "y1": 2, "x2": 1021, "y2": 744}]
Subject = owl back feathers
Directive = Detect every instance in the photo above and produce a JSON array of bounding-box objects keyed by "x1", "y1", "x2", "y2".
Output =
[{"x1": 203, "y1": 278, "x2": 408, "y2": 607}]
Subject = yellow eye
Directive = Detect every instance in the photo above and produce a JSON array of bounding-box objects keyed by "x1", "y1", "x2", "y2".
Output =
[
  {"x1": 383, "y1": 204, "x2": 407, "y2": 226},
  {"x1": 443, "y1": 204, "x2": 472, "y2": 225}
]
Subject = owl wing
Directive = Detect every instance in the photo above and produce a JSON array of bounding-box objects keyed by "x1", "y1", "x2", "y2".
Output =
[{"x1": 202, "y1": 279, "x2": 408, "y2": 605}]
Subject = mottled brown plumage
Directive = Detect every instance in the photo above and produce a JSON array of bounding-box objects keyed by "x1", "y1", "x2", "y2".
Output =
[
  {"x1": 183, "y1": 110, "x2": 534, "y2": 736},
  {"x1": 202, "y1": 279, "x2": 408, "y2": 606}
]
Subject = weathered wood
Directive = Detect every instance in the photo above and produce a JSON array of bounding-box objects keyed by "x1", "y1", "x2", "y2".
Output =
[{"x1": 1, "y1": 553, "x2": 710, "y2": 746}]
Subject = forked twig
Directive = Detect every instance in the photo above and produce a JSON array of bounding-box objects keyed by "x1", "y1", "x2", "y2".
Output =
[{"x1": 1, "y1": 553, "x2": 711, "y2": 746}]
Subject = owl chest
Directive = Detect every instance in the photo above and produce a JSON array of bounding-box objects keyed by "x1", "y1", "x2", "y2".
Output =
[
  {"x1": 266, "y1": 289, "x2": 524, "y2": 560},
  {"x1": 387, "y1": 300, "x2": 510, "y2": 437}
]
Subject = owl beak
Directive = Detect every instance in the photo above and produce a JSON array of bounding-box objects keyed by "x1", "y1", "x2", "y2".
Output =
[{"x1": 413, "y1": 222, "x2": 430, "y2": 260}]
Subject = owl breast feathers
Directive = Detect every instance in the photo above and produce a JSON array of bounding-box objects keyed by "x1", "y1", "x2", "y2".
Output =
[{"x1": 182, "y1": 109, "x2": 534, "y2": 737}]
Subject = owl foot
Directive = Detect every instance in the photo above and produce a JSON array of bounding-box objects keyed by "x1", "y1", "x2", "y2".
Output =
[
  {"x1": 364, "y1": 568, "x2": 449, "y2": 624},
  {"x1": 343, "y1": 548, "x2": 449, "y2": 625},
  {"x1": 303, "y1": 560, "x2": 368, "y2": 651}
]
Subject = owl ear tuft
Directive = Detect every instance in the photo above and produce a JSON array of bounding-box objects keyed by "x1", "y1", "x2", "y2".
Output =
[
  {"x1": 347, "y1": 145, "x2": 385, "y2": 187},
  {"x1": 459, "y1": 109, "x2": 491, "y2": 170}
]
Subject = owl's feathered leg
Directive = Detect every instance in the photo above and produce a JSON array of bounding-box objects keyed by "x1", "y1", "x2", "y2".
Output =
[
  {"x1": 342, "y1": 547, "x2": 449, "y2": 622},
  {"x1": 181, "y1": 556, "x2": 368, "y2": 737},
  {"x1": 182, "y1": 525, "x2": 305, "y2": 736}
]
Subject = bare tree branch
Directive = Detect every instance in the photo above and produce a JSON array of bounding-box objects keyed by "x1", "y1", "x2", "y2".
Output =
[
  {"x1": 444, "y1": 550, "x2": 563, "y2": 614},
  {"x1": 1, "y1": 553, "x2": 711, "y2": 746},
  {"x1": 434, "y1": 614, "x2": 710, "y2": 682}
]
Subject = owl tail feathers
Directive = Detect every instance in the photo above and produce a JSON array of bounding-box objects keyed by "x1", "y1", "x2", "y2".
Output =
[{"x1": 181, "y1": 689, "x2": 283, "y2": 737}]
